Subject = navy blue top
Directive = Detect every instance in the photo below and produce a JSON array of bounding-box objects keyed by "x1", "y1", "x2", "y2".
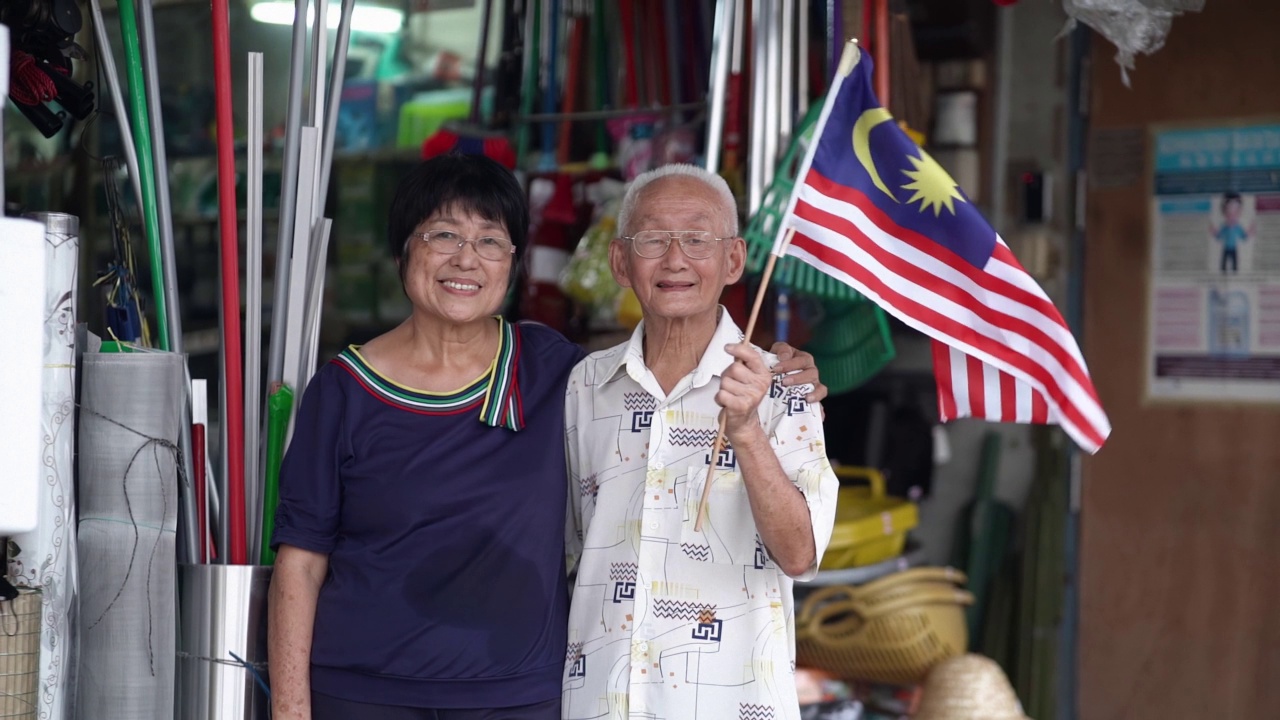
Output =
[{"x1": 271, "y1": 321, "x2": 585, "y2": 708}]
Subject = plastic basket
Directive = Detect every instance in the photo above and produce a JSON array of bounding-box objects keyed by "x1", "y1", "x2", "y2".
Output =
[
  {"x1": 0, "y1": 589, "x2": 41, "y2": 719},
  {"x1": 805, "y1": 300, "x2": 896, "y2": 394},
  {"x1": 820, "y1": 467, "x2": 918, "y2": 571},
  {"x1": 796, "y1": 582, "x2": 973, "y2": 685}
]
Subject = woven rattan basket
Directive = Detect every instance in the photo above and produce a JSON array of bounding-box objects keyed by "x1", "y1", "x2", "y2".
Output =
[{"x1": 796, "y1": 571, "x2": 972, "y2": 685}]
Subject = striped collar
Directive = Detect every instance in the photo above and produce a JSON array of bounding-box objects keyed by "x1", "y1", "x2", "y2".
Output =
[{"x1": 333, "y1": 317, "x2": 525, "y2": 431}]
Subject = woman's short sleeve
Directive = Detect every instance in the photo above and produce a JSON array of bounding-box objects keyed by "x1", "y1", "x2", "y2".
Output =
[{"x1": 269, "y1": 366, "x2": 349, "y2": 554}]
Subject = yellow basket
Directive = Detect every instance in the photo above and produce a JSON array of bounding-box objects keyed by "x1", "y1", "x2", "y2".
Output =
[
  {"x1": 795, "y1": 578, "x2": 973, "y2": 685},
  {"x1": 820, "y1": 467, "x2": 919, "y2": 571}
]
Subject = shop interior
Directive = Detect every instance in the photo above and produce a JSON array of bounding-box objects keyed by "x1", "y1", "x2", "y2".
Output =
[{"x1": 2, "y1": 0, "x2": 1277, "y2": 718}]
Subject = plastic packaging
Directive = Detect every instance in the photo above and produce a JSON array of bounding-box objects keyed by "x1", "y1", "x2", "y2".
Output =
[
  {"x1": 559, "y1": 181, "x2": 627, "y2": 326},
  {"x1": 1062, "y1": 0, "x2": 1206, "y2": 84}
]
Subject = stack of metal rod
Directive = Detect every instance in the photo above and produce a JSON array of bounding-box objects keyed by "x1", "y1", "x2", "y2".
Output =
[
  {"x1": 69, "y1": 1, "x2": 361, "y2": 717},
  {"x1": 703, "y1": 0, "x2": 818, "y2": 218}
]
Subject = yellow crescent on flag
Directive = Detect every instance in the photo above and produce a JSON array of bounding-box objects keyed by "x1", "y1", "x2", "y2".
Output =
[{"x1": 851, "y1": 107, "x2": 899, "y2": 202}]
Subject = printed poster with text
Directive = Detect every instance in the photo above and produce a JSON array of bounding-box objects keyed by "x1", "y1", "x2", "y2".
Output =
[{"x1": 1149, "y1": 123, "x2": 1280, "y2": 401}]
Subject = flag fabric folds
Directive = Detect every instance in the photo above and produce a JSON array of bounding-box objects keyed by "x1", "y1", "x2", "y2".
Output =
[{"x1": 771, "y1": 44, "x2": 1110, "y2": 453}]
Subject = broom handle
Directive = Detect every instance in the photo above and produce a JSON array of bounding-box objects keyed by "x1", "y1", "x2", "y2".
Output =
[{"x1": 694, "y1": 228, "x2": 793, "y2": 531}]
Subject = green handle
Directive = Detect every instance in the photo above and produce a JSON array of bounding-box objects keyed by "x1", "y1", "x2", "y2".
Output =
[
  {"x1": 516, "y1": 0, "x2": 541, "y2": 168},
  {"x1": 259, "y1": 385, "x2": 295, "y2": 565}
]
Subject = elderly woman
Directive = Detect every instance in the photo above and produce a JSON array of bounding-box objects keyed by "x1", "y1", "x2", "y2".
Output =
[
  {"x1": 563, "y1": 164, "x2": 839, "y2": 719},
  {"x1": 268, "y1": 154, "x2": 825, "y2": 720}
]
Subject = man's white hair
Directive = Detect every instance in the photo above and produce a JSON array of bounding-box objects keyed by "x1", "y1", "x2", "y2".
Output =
[{"x1": 617, "y1": 164, "x2": 739, "y2": 237}]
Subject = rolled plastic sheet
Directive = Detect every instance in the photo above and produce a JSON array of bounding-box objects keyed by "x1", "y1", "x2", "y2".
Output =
[
  {"x1": 76, "y1": 352, "x2": 184, "y2": 720},
  {"x1": 0, "y1": 217, "x2": 45, "y2": 536},
  {"x1": 176, "y1": 565, "x2": 272, "y2": 720},
  {"x1": 7, "y1": 212, "x2": 77, "y2": 720}
]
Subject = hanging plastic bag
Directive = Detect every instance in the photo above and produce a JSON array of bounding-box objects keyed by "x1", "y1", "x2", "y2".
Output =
[
  {"x1": 1062, "y1": 0, "x2": 1205, "y2": 85},
  {"x1": 560, "y1": 183, "x2": 626, "y2": 324}
]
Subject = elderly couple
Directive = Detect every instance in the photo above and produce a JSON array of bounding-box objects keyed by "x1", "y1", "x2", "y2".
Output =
[{"x1": 268, "y1": 154, "x2": 839, "y2": 720}]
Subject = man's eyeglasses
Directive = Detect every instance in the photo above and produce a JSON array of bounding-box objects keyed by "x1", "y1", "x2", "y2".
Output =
[
  {"x1": 412, "y1": 231, "x2": 516, "y2": 261},
  {"x1": 621, "y1": 230, "x2": 731, "y2": 259}
]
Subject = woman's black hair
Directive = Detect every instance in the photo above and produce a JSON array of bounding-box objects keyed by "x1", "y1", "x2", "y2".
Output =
[{"x1": 387, "y1": 153, "x2": 529, "y2": 285}]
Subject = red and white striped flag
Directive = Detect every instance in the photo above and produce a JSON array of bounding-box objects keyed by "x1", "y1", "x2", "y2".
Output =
[{"x1": 772, "y1": 43, "x2": 1110, "y2": 452}]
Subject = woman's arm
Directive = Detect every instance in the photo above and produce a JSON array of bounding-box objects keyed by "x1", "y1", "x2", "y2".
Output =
[{"x1": 268, "y1": 545, "x2": 329, "y2": 719}]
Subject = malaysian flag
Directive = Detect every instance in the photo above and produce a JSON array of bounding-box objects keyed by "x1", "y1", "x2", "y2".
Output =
[{"x1": 771, "y1": 42, "x2": 1110, "y2": 453}]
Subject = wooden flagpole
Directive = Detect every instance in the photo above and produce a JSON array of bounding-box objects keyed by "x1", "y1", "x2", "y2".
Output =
[
  {"x1": 694, "y1": 227, "x2": 795, "y2": 532},
  {"x1": 693, "y1": 39, "x2": 863, "y2": 531}
]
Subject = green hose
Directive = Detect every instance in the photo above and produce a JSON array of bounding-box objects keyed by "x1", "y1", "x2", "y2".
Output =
[{"x1": 116, "y1": 0, "x2": 169, "y2": 349}]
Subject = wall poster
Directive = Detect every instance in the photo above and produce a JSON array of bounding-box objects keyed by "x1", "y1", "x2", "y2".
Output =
[{"x1": 1147, "y1": 121, "x2": 1280, "y2": 402}]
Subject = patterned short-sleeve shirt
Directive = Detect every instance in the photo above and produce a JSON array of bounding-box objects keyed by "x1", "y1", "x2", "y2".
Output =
[{"x1": 563, "y1": 310, "x2": 839, "y2": 720}]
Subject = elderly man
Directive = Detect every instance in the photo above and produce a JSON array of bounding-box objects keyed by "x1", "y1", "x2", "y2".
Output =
[{"x1": 563, "y1": 164, "x2": 839, "y2": 719}]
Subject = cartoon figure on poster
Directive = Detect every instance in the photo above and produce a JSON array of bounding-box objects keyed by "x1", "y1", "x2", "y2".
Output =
[{"x1": 1209, "y1": 192, "x2": 1257, "y2": 274}]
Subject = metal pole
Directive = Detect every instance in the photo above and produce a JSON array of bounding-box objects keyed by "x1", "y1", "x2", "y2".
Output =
[
  {"x1": 1, "y1": 26, "x2": 7, "y2": 195},
  {"x1": 703, "y1": 0, "x2": 735, "y2": 172},
  {"x1": 115, "y1": 0, "x2": 169, "y2": 349},
  {"x1": 310, "y1": 0, "x2": 329, "y2": 130},
  {"x1": 747, "y1": 0, "x2": 768, "y2": 213},
  {"x1": 88, "y1": 0, "x2": 143, "y2": 212},
  {"x1": 763, "y1": 0, "x2": 781, "y2": 188},
  {"x1": 246, "y1": 52, "x2": 265, "y2": 562},
  {"x1": 779, "y1": 0, "x2": 794, "y2": 145},
  {"x1": 299, "y1": 219, "x2": 333, "y2": 391},
  {"x1": 266, "y1": 0, "x2": 312, "y2": 391},
  {"x1": 136, "y1": 0, "x2": 182, "y2": 351},
  {"x1": 317, "y1": 0, "x2": 357, "y2": 201},
  {"x1": 280, "y1": 127, "x2": 322, "y2": 431},
  {"x1": 798, "y1": 0, "x2": 809, "y2": 116},
  {"x1": 991, "y1": 3, "x2": 1014, "y2": 231}
]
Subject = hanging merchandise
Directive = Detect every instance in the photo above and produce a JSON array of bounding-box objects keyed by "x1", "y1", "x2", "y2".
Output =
[
  {"x1": 95, "y1": 158, "x2": 150, "y2": 345},
  {"x1": 559, "y1": 194, "x2": 625, "y2": 325},
  {"x1": 77, "y1": 352, "x2": 185, "y2": 720},
  {"x1": 610, "y1": 0, "x2": 656, "y2": 179},
  {"x1": 1061, "y1": 0, "x2": 1206, "y2": 84},
  {"x1": 420, "y1": 0, "x2": 517, "y2": 168},
  {"x1": 521, "y1": 176, "x2": 574, "y2": 332},
  {"x1": 0, "y1": 0, "x2": 94, "y2": 138}
]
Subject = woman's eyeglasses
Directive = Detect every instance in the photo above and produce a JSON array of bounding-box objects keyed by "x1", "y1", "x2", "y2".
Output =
[{"x1": 412, "y1": 231, "x2": 515, "y2": 261}]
